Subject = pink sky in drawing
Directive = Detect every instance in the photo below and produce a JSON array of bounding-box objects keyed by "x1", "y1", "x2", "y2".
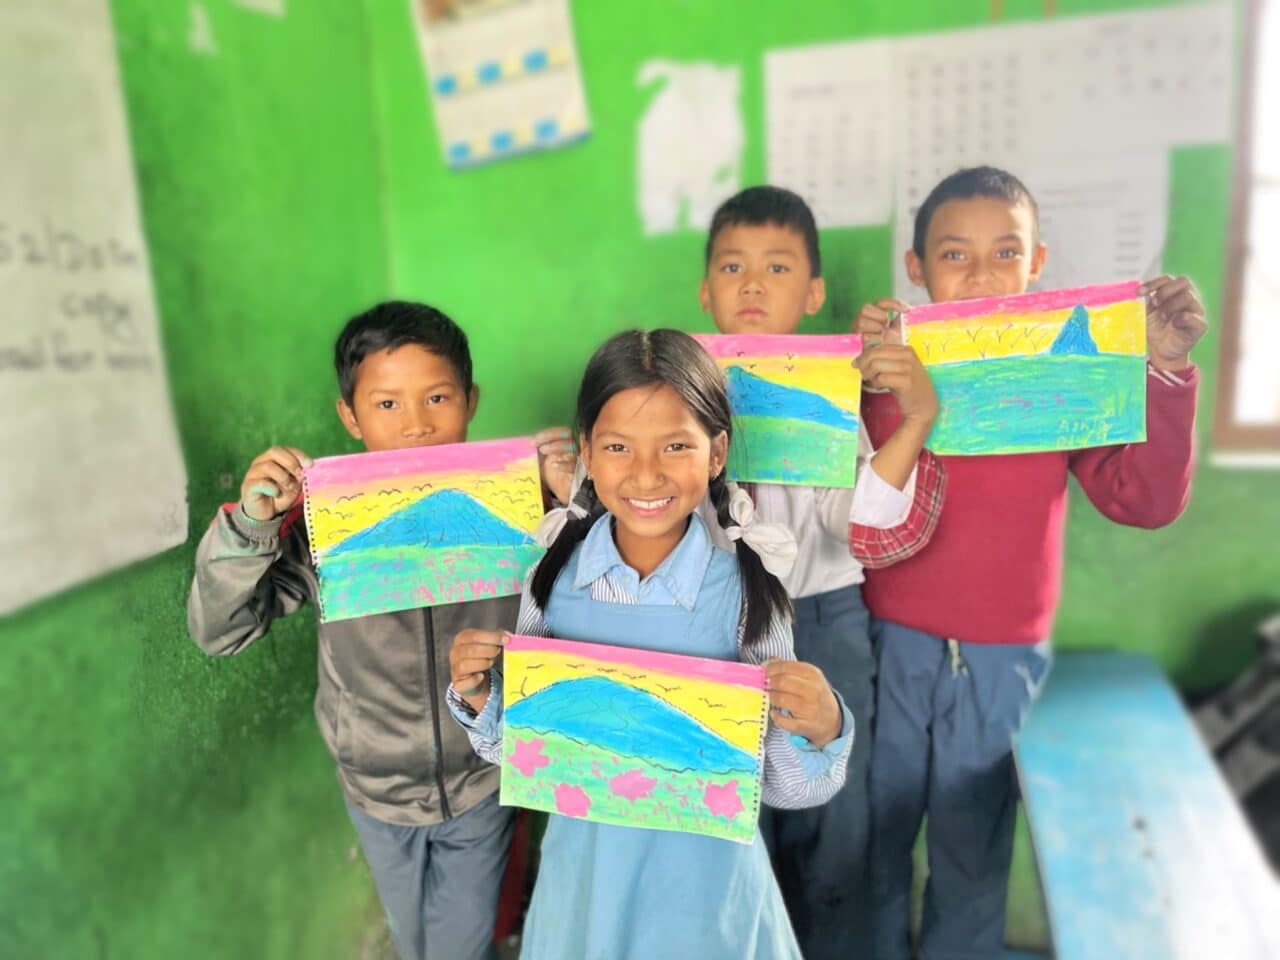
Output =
[
  {"x1": 693, "y1": 333, "x2": 861, "y2": 360},
  {"x1": 906, "y1": 281, "x2": 1141, "y2": 325},
  {"x1": 610, "y1": 769, "x2": 657, "y2": 803},
  {"x1": 508, "y1": 738, "x2": 551, "y2": 777},
  {"x1": 703, "y1": 781, "x2": 744, "y2": 819},
  {"x1": 504, "y1": 635, "x2": 766, "y2": 692},
  {"x1": 305, "y1": 436, "x2": 536, "y2": 490},
  {"x1": 554, "y1": 784, "x2": 591, "y2": 817}
]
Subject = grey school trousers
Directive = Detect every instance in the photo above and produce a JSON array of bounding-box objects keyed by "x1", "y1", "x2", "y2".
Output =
[{"x1": 344, "y1": 792, "x2": 514, "y2": 960}]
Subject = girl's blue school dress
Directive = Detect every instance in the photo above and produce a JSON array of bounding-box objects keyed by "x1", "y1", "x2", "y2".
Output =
[{"x1": 449, "y1": 511, "x2": 855, "y2": 960}]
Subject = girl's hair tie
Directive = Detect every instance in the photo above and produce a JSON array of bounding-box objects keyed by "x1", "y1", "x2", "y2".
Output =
[
  {"x1": 535, "y1": 460, "x2": 590, "y2": 547},
  {"x1": 719, "y1": 481, "x2": 798, "y2": 580}
]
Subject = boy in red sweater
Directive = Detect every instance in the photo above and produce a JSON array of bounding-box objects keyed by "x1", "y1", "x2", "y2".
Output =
[{"x1": 855, "y1": 166, "x2": 1205, "y2": 960}]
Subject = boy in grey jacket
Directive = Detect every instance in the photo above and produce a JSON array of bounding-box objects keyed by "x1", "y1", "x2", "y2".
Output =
[{"x1": 188, "y1": 301, "x2": 531, "y2": 960}]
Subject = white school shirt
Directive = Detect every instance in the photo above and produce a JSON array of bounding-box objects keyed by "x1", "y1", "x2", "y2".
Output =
[{"x1": 752, "y1": 423, "x2": 916, "y2": 599}]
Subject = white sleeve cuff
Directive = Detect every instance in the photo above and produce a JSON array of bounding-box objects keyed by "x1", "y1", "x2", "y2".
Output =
[{"x1": 847, "y1": 451, "x2": 915, "y2": 529}]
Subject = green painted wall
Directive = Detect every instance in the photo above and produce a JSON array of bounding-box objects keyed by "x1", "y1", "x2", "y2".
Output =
[
  {"x1": 1, "y1": 2, "x2": 390, "y2": 956},
  {"x1": 4, "y1": 0, "x2": 1276, "y2": 956}
]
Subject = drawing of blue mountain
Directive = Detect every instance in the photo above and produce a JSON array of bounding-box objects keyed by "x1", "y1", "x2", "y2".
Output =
[
  {"x1": 326, "y1": 489, "x2": 534, "y2": 556},
  {"x1": 508, "y1": 675, "x2": 757, "y2": 775},
  {"x1": 725, "y1": 366, "x2": 856, "y2": 430},
  {"x1": 1048, "y1": 305, "x2": 1100, "y2": 356}
]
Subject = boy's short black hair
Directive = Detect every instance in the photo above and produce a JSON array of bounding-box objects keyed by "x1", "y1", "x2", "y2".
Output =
[
  {"x1": 705, "y1": 186, "x2": 822, "y2": 277},
  {"x1": 912, "y1": 166, "x2": 1040, "y2": 257},
  {"x1": 334, "y1": 301, "x2": 472, "y2": 405}
]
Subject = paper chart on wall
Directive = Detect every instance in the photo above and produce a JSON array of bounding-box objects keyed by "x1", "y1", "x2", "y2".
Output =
[
  {"x1": 0, "y1": 0, "x2": 188, "y2": 615},
  {"x1": 762, "y1": 1, "x2": 1230, "y2": 243},
  {"x1": 409, "y1": 0, "x2": 590, "y2": 169},
  {"x1": 764, "y1": 39, "x2": 894, "y2": 228}
]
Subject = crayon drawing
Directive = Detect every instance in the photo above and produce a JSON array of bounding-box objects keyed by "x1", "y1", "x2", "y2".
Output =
[
  {"x1": 501, "y1": 635, "x2": 769, "y2": 844},
  {"x1": 906, "y1": 282, "x2": 1147, "y2": 455},
  {"x1": 302, "y1": 438, "x2": 543, "y2": 622},
  {"x1": 694, "y1": 334, "x2": 862, "y2": 486}
]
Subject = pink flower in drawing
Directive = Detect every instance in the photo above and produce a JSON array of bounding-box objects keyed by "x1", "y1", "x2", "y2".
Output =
[
  {"x1": 609, "y1": 769, "x2": 657, "y2": 803},
  {"x1": 508, "y1": 738, "x2": 551, "y2": 777},
  {"x1": 591, "y1": 761, "x2": 604, "y2": 779},
  {"x1": 554, "y1": 784, "x2": 591, "y2": 817},
  {"x1": 703, "y1": 780, "x2": 744, "y2": 820}
]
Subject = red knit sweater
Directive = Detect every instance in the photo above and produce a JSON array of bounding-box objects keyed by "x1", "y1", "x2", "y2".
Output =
[{"x1": 861, "y1": 366, "x2": 1200, "y2": 645}]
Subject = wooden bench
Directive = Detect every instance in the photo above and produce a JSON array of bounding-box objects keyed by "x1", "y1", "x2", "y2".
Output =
[{"x1": 1014, "y1": 651, "x2": 1280, "y2": 959}]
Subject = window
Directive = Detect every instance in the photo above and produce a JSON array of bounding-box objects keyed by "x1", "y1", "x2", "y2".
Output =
[{"x1": 1216, "y1": 0, "x2": 1280, "y2": 462}]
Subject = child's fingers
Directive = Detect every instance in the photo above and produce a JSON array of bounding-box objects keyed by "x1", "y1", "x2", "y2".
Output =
[
  {"x1": 769, "y1": 689, "x2": 820, "y2": 718},
  {"x1": 453, "y1": 639, "x2": 505, "y2": 660},
  {"x1": 1139, "y1": 275, "x2": 1172, "y2": 298},
  {"x1": 247, "y1": 461, "x2": 299, "y2": 497},
  {"x1": 455, "y1": 628, "x2": 507, "y2": 645},
  {"x1": 451, "y1": 672, "x2": 490, "y2": 695},
  {"x1": 762, "y1": 657, "x2": 799, "y2": 680},
  {"x1": 1153, "y1": 288, "x2": 1203, "y2": 323},
  {"x1": 1140, "y1": 274, "x2": 1185, "y2": 302},
  {"x1": 767, "y1": 671, "x2": 823, "y2": 700},
  {"x1": 870, "y1": 373, "x2": 921, "y2": 391},
  {"x1": 283, "y1": 446, "x2": 314, "y2": 471},
  {"x1": 768, "y1": 708, "x2": 805, "y2": 735},
  {"x1": 856, "y1": 311, "x2": 888, "y2": 334},
  {"x1": 252, "y1": 447, "x2": 306, "y2": 487},
  {"x1": 263, "y1": 446, "x2": 306, "y2": 476},
  {"x1": 539, "y1": 440, "x2": 576, "y2": 458},
  {"x1": 859, "y1": 357, "x2": 916, "y2": 381},
  {"x1": 452, "y1": 656, "x2": 499, "y2": 677},
  {"x1": 532, "y1": 427, "x2": 573, "y2": 447},
  {"x1": 247, "y1": 483, "x2": 280, "y2": 500},
  {"x1": 861, "y1": 344, "x2": 917, "y2": 363},
  {"x1": 450, "y1": 639, "x2": 504, "y2": 674}
]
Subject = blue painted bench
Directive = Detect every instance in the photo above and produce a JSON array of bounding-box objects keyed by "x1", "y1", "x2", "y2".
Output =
[{"x1": 1014, "y1": 651, "x2": 1280, "y2": 959}]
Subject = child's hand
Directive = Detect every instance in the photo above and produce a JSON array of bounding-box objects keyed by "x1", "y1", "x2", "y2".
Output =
[
  {"x1": 239, "y1": 446, "x2": 312, "y2": 521},
  {"x1": 765, "y1": 659, "x2": 843, "y2": 748},
  {"x1": 1142, "y1": 275, "x2": 1207, "y2": 372},
  {"x1": 856, "y1": 345, "x2": 938, "y2": 425},
  {"x1": 534, "y1": 427, "x2": 576, "y2": 505},
  {"x1": 449, "y1": 629, "x2": 506, "y2": 712},
  {"x1": 855, "y1": 298, "x2": 910, "y2": 346}
]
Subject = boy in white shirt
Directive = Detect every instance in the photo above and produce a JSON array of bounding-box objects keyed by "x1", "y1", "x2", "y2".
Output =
[{"x1": 698, "y1": 186, "x2": 945, "y2": 959}]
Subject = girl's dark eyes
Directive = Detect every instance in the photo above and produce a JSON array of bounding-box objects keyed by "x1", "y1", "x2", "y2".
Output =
[
  {"x1": 603, "y1": 443, "x2": 627, "y2": 453},
  {"x1": 376, "y1": 400, "x2": 397, "y2": 410},
  {"x1": 666, "y1": 442, "x2": 691, "y2": 452}
]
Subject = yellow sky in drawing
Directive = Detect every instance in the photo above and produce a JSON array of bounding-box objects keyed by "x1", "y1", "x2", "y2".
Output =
[
  {"x1": 714, "y1": 355, "x2": 861, "y2": 414},
  {"x1": 908, "y1": 300, "x2": 1146, "y2": 365},
  {"x1": 307, "y1": 457, "x2": 542, "y2": 553},
  {"x1": 505, "y1": 648, "x2": 766, "y2": 755}
]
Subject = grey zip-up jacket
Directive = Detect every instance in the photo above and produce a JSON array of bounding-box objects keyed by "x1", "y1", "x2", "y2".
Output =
[{"x1": 187, "y1": 502, "x2": 520, "y2": 827}]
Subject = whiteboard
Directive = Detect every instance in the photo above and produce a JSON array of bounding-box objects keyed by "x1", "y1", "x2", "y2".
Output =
[{"x1": 0, "y1": 0, "x2": 188, "y2": 615}]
